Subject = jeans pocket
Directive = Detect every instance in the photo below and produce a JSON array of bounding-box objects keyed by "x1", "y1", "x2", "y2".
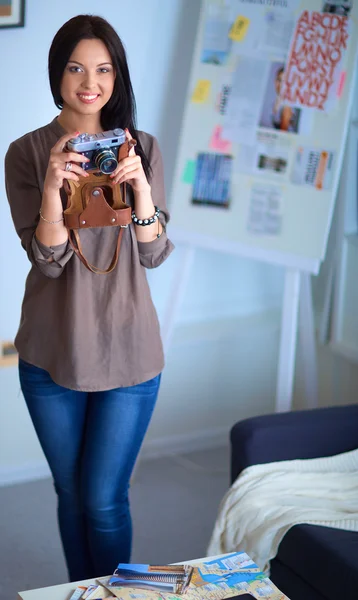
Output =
[
  {"x1": 141, "y1": 373, "x2": 161, "y2": 387},
  {"x1": 126, "y1": 373, "x2": 161, "y2": 397},
  {"x1": 19, "y1": 359, "x2": 55, "y2": 393}
]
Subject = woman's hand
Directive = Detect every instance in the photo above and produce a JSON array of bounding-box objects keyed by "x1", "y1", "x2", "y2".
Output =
[
  {"x1": 110, "y1": 129, "x2": 150, "y2": 192},
  {"x1": 43, "y1": 131, "x2": 90, "y2": 193}
]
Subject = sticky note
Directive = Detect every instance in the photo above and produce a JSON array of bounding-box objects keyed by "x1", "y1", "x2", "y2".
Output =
[
  {"x1": 337, "y1": 71, "x2": 346, "y2": 98},
  {"x1": 229, "y1": 15, "x2": 250, "y2": 42},
  {"x1": 209, "y1": 125, "x2": 232, "y2": 153},
  {"x1": 315, "y1": 152, "x2": 329, "y2": 190},
  {"x1": 191, "y1": 79, "x2": 211, "y2": 103},
  {"x1": 182, "y1": 160, "x2": 196, "y2": 184}
]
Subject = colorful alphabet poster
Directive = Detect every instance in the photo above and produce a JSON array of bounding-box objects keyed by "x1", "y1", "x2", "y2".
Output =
[{"x1": 282, "y1": 10, "x2": 349, "y2": 111}]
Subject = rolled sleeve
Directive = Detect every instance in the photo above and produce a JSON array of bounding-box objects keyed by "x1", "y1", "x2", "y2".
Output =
[
  {"x1": 137, "y1": 231, "x2": 174, "y2": 269},
  {"x1": 32, "y1": 236, "x2": 73, "y2": 277},
  {"x1": 5, "y1": 140, "x2": 73, "y2": 279},
  {"x1": 137, "y1": 133, "x2": 174, "y2": 269}
]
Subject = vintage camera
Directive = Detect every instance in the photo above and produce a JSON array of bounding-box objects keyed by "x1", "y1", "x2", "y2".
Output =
[{"x1": 67, "y1": 128, "x2": 126, "y2": 175}]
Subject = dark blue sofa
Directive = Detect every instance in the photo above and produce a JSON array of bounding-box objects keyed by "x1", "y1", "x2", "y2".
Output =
[{"x1": 230, "y1": 404, "x2": 358, "y2": 600}]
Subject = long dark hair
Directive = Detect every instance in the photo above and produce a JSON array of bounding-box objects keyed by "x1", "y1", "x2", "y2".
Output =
[{"x1": 48, "y1": 15, "x2": 151, "y2": 179}]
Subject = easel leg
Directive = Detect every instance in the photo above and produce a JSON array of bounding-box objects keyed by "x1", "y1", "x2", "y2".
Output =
[
  {"x1": 299, "y1": 272, "x2": 319, "y2": 409},
  {"x1": 276, "y1": 269, "x2": 301, "y2": 413},
  {"x1": 318, "y1": 262, "x2": 334, "y2": 345},
  {"x1": 161, "y1": 245, "x2": 195, "y2": 353}
]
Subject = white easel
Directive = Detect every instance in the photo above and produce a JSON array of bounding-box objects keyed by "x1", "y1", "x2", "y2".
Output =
[{"x1": 161, "y1": 228, "x2": 319, "y2": 414}]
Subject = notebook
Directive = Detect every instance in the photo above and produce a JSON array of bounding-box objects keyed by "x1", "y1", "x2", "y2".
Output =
[{"x1": 106, "y1": 563, "x2": 194, "y2": 594}]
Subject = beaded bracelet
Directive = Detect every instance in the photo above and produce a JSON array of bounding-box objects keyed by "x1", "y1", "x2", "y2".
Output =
[
  {"x1": 131, "y1": 206, "x2": 162, "y2": 238},
  {"x1": 131, "y1": 205, "x2": 160, "y2": 226}
]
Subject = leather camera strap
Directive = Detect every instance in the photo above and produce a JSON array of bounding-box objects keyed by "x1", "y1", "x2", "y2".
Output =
[
  {"x1": 66, "y1": 138, "x2": 136, "y2": 275},
  {"x1": 70, "y1": 225, "x2": 125, "y2": 275}
]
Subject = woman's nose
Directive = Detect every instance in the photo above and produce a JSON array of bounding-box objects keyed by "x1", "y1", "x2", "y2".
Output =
[{"x1": 82, "y1": 73, "x2": 97, "y2": 89}]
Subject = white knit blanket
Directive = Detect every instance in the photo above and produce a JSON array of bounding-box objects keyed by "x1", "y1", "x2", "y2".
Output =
[{"x1": 207, "y1": 448, "x2": 358, "y2": 573}]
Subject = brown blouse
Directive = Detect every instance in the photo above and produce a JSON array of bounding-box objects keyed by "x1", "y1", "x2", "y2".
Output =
[{"x1": 5, "y1": 117, "x2": 174, "y2": 391}]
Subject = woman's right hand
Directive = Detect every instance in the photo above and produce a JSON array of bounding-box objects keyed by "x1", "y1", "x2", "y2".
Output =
[{"x1": 44, "y1": 131, "x2": 90, "y2": 192}]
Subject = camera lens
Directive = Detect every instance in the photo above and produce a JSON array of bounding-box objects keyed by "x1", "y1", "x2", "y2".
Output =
[{"x1": 94, "y1": 148, "x2": 118, "y2": 174}]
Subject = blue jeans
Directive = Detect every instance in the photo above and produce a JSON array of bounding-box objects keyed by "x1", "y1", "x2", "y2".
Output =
[{"x1": 19, "y1": 358, "x2": 160, "y2": 581}]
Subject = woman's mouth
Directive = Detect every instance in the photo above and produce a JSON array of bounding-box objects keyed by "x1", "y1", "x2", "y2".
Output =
[{"x1": 77, "y1": 94, "x2": 99, "y2": 104}]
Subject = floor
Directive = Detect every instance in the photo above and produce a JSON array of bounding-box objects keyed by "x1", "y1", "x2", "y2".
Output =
[{"x1": 0, "y1": 445, "x2": 230, "y2": 600}]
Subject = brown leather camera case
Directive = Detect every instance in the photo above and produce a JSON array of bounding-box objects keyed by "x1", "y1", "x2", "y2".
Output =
[{"x1": 63, "y1": 139, "x2": 136, "y2": 274}]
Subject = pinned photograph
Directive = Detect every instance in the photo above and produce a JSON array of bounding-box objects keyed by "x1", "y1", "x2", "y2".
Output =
[
  {"x1": 201, "y1": 3, "x2": 232, "y2": 65},
  {"x1": 322, "y1": 1, "x2": 352, "y2": 17},
  {"x1": 234, "y1": 131, "x2": 290, "y2": 178},
  {"x1": 0, "y1": 0, "x2": 25, "y2": 29},
  {"x1": 291, "y1": 146, "x2": 335, "y2": 190},
  {"x1": 259, "y1": 62, "x2": 301, "y2": 134},
  {"x1": 257, "y1": 155, "x2": 287, "y2": 175},
  {"x1": 192, "y1": 153, "x2": 232, "y2": 209}
]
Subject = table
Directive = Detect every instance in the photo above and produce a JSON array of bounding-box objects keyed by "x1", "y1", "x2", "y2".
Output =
[
  {"x1": 17, "y1": 557, "x2": 207, "y2": 600},
  {"x1": 17, "y1": 577, "x2": 97, "y2": 600},
  {"x1": 17, "y1": 554, "x2": 289, "y2": 599}
]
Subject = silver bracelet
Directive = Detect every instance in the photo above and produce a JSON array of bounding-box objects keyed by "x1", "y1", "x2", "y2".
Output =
[{"x1": 39, "y1": 208, "x2": 64, "y2": 225}]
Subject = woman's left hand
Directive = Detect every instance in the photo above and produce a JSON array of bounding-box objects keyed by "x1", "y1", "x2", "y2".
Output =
[{"x1": 110, "y1": 129, "x2": 150, "y2": 192}]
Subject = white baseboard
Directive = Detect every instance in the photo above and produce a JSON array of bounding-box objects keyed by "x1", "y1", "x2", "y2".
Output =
[
  {"x1": 140, "y1": 426, "x2": 230, "y2": 460},
  {"x1": 0, "y1": 462, "x2": 51, "y2": 488},
  {"x1": 0, "y1": 427, "x2": 229, "y2": 487}
]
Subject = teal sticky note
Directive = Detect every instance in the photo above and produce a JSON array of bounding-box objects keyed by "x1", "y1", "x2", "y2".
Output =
[{"x1": 182, "y1": 160, "x2": 196, "y2": 184}]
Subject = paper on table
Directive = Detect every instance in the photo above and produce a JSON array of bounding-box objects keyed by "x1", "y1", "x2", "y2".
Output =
[
  {"x1": 222, "y1": 57, "x2": 270, "y2": 145},
  {"x1": 97, "y1": 577, "x2": 159, "y2": 600},
  {"x1": 247, "y1": 183, "x2": 283, "y2": 236},
  {"x1": 82, "y1": 584, "x2": 99, "y2": 598},
  {"x1": 69, "y1": 587, "x2": 87, "y2": 600},
  {"x1": 97, "y1": 552, "x2": 290, "y2": 600}
]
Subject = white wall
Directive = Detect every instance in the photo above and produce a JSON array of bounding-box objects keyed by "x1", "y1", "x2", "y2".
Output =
[{"x1": 0, "y1": 0, "x2": 354, "y2": 486}]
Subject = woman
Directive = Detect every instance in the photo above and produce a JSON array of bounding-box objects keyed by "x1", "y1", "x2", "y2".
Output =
[{"x1": 5, "y1": 15, "x2": 174, "y2": 581}]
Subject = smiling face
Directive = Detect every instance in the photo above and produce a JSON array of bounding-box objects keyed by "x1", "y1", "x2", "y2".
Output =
[{"x1": 60, "y1": 38, "x2": 116, "y2": 118}]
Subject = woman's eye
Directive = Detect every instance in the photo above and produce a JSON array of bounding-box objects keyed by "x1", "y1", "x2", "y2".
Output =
[
  {"x1": 68, "y1": 66, "x2": 83, "y2": 73},
  {"x1": 98, "y1": 67, "x2": 110, "y2": 73}
]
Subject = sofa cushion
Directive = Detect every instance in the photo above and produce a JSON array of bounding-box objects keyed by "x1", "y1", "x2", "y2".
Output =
[
  {"x1": 230, "y1": 405, "x2": 358, "y2": 482},
  {"x1": 271, "y1": 559, "x2": 327, "y2": 600},
  {"x1": 276, "y1": 524, "x2": 358, "y2": 600}
]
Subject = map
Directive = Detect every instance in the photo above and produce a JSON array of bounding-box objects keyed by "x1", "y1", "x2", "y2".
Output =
[{"x1": 87, "y1": 553, "x2": 289, "y2": 600}]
